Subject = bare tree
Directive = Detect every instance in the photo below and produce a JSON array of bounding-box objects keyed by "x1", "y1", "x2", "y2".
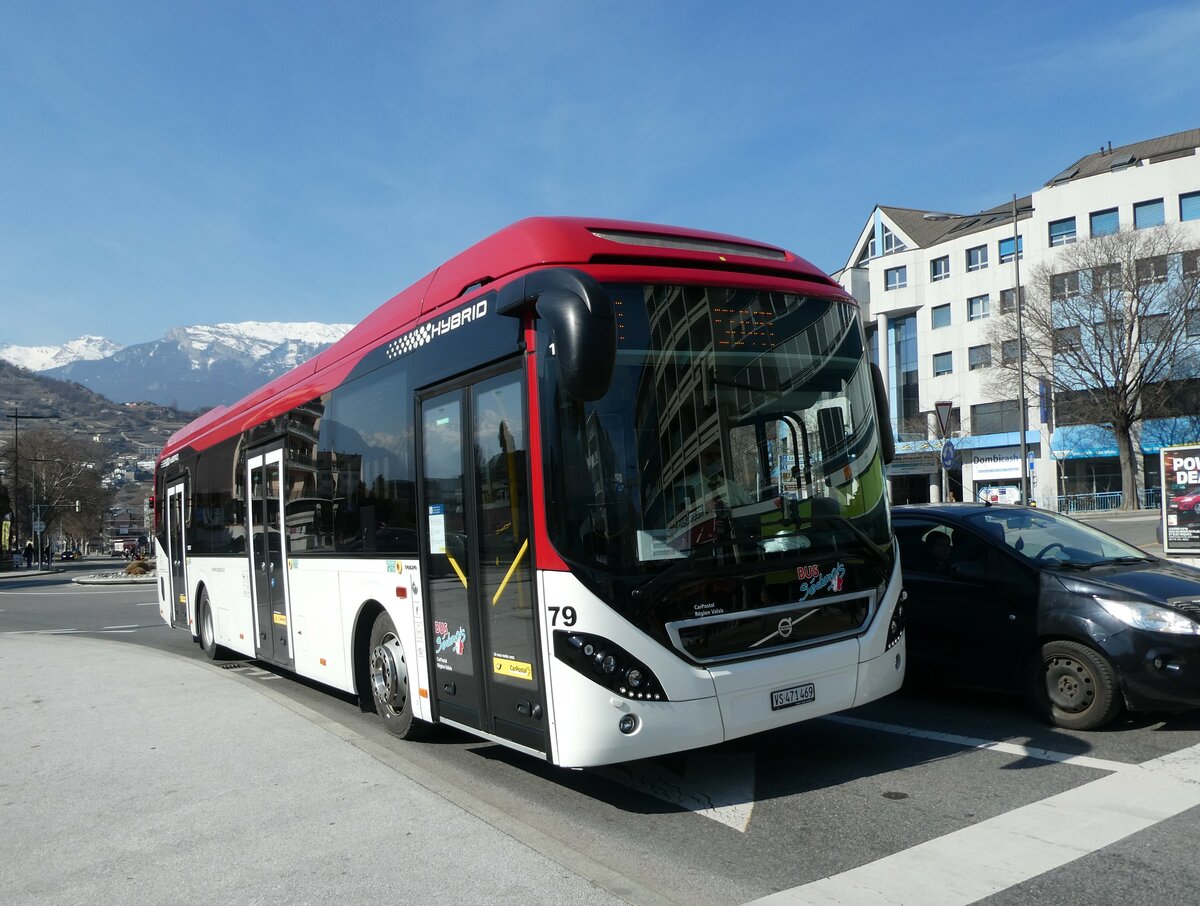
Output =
[
  {"x1": 0, "y1": 427, "x2": 109, "y2": 548},
  {"x1": 986, "y1": 224, "x2": 1200, "y2": 509}
]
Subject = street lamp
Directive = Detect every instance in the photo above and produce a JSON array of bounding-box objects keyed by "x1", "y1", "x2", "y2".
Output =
[{"x1": 923, "y1": 197, "x2": 1033, "y2": 504}]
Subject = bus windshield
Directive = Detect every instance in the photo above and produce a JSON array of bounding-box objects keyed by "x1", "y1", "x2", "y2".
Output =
[{"x1": 541, "y1": 283, "x2": 893, "y2": 588}]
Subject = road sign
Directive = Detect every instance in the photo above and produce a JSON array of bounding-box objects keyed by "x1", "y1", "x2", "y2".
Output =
[
  {"x1": 935, "y1": 400, "x2": 953, "y2": 437},
  {"x1": 941, "y1": 440, "x2": 957, "y2": 470},
  {"x1": 32, "y1": 520, "x2": 46, "y2": 533}
]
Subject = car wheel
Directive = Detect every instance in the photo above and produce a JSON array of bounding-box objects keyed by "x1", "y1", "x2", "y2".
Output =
[{"x1": 1036, "y1": 640, "x2": 1122, "y2": 730}]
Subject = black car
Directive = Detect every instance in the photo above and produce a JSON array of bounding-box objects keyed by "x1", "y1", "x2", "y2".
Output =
[{"x1": 893, "y1": 502, "x2": 1200, "y2": 730}]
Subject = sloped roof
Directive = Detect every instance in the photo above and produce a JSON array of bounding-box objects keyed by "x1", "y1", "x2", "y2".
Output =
[
  {"x1": 880, "y1": 198, "x2": 1034, "y2": 249},
  {"x1": 1045, "y1": 128, "x2": 1200, "y2": 186}
]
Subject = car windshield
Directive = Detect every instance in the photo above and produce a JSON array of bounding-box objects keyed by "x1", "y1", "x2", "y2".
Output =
[
  {"x1": 962, "y1": 508, "x2": 1150, "y2": 566},
  {"x1": 539, "y1": 282, "x2": 893, "y2": 580}
]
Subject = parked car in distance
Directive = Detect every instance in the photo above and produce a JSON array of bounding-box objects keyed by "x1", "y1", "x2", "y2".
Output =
[{"x1": 893, "y1": 502, "x2": 1200, "y2": 730}]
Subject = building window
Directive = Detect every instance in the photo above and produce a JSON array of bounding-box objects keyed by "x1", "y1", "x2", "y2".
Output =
[
  {"x1": 1182, "y1": 192, "x2": 1200, "y2": 223},
  {"x1": 1051, "y1": 271, "x2": 1080, "y2": 301},
  {"x1": 967, "y1": 294, "x2": 990, "y2": 321},
  {"x1": 882, "y1": 225, "x2": 906, "y2": 255},
  {"x1": 1090, "y1": 208, "x2": 1119, "y2": 237},
  {"x1": 971, "y1": 400, "x2": 1019, "y2": 435},
  {"x1": 968, "y1": 344, "x2": 992, "y2": 370},
  {"x1": 998, "y1": 236, "x2": 1023, "y2": 263},
  {"x1": 1001, "y1": 338, "x2": 1022, "y2": 365},
  {"x1": 999, "y1": 287, "x2": 1024, "y2": 315},
  {"x1": 885, "y1": 265, "x2": 907, "y2": 290},
  {"x1": 1091, "y1": 264, "x2": 1122, "y2": 296},
  {"x1": 1054, "y1": 325, "x2": 1082, "y2": 352},
  {"x1": 1140, "y1": 313, "x2": 1168, "y2": 344},
  {"x1": 1184, "y1": 250, "x2": 1200, "y2": 278},
  {"x1": 1188, "y1": 311, "x2": 1200, "y2": 338},
  {"x1": 933, "y1": 351, "x2": 953, "y2": 376},
  {"x1": 867, "y1": 236, "x2": 877, "y2": 259},
  {"x1": 1134, "y1": 199, "x2": 1165, "y2": 230},
  {"x1": 966, "y1": 245, "x2": 988, "y2": 272},
  {"x1": 932, "y1": 304, "x2": 952, "y2": 329},
  {"x1": 1048, "y1": 217, "x2": 1077, "y2": 246},
  {"x1": 930, "y1": 256, "x2": 950, "y2": 282},
  {"x1": 1136, "y1": 256, "x2": 1169, "y2": 285}
]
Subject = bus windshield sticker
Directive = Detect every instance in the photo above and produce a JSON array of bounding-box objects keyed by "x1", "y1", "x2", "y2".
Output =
[
  {"x1": 428, "y1": 505, "x2": 446, "y2": 554},
  {"x1": 795, "y1": 563, "x2": 846, "y2": 601}
]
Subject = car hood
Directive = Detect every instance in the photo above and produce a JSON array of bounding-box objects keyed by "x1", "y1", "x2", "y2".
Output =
[{"x1": 1064, "y1": 559, "x2": 1200, "y2": 606}]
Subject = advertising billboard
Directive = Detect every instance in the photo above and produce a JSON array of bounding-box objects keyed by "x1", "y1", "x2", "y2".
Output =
[{"x1": 1161, "y1": 444, "x2": 1200, "y2": 555}]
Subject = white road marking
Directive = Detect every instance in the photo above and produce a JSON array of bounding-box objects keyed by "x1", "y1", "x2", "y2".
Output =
[
  {"x1": 103, "y1": 624, "x2": 140, "y2": 629},
  {"x1": 750, "y1": 742, "x2": 1200, "y2": 905},
  {"x1": 596, "y1": 752, "x2": 756, "y2": 832},
  {"x1": 825, "y1": 715, "x2": 1134, "y2": 773}
]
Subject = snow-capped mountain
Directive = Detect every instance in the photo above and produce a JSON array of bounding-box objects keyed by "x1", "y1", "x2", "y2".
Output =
[
  {"x1": 0, "y1": 335, "x2": 124, "y2": 372},
  {"x1": 33, "y1": 321, "x2": 353, "y2": 411}
]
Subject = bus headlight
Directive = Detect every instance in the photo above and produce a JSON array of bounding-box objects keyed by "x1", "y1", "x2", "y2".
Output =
[{"x1": 555, "y1": 631, "x2": 668, "y2": 701}]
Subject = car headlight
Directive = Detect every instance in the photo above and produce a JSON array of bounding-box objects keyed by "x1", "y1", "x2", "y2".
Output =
[{"x1": 1096, "y1": 597, "x2": 1200, "y2": 635}]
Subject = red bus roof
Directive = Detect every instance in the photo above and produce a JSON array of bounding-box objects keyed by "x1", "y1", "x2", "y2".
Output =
[{"x1": 159, "y1": 216, "x2": 842, "y2": 460}]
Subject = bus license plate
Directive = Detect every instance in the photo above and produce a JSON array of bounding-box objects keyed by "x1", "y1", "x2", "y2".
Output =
[{"x1": 770, "y1": 682, "x2": 815, "y2": 711}]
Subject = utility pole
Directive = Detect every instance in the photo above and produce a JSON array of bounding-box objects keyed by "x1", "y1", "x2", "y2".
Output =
[{"x1": 1012, "y1": 194, "x2": 1030, "y2": 506}]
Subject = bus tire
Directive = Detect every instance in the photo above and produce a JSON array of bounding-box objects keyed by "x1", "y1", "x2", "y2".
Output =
[
  {"x1": 1036, "y1": 640, "x2": 1122, "y2": 730},
  {"x1": 198, "y1": 589, "x2": 225, "y2": 660},
  {"x1": 368, "y1": 611, "x2": 423, "y2": 739}
]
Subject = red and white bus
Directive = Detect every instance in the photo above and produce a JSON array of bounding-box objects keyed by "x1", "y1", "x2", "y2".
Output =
[{"x1": 154, "y1": 217, "x2": 905, "y2": 767}]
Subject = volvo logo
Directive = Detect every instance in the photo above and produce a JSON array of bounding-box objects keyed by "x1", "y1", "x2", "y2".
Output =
[{"x1": 778, "y1": 616, "x2": 795, "y2": 638}]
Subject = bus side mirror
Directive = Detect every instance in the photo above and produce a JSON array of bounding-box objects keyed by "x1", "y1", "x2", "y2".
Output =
[
  {"x1": 534, "y1": 277, "x2": 616, "y2": 402},
  {"x1": 871, "y1": 363, "x2": 895, "y2": 465}
]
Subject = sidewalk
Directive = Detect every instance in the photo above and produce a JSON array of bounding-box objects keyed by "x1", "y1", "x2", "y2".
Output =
[{"x1": 0, "y1": 634, "x2": 622, "y2": 905}]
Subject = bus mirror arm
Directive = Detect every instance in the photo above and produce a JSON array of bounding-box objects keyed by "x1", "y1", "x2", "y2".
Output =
[{"x1": 871, "y1": 363, "x2": 895, "y2": 465}]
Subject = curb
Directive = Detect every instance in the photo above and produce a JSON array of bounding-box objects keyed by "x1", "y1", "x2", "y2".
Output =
[{"x1": 71, "y1": 574, "x2": 158, "y2": 586}]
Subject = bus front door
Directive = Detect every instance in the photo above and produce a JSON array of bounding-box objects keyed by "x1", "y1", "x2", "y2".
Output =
[
  {"x1": 246, "y1": 448, "x2": 294, "y2": 668},
  {"x1": 420, "y1": 368, "x2": 545, "y2": 754},
  {"x1": 165, "y1": 480, "x2": 189, "y2": 629}
]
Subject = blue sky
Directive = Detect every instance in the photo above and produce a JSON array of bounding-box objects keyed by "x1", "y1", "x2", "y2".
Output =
[{"x1": 3, "y1": 1, "x2": 1199, "y2": 348}]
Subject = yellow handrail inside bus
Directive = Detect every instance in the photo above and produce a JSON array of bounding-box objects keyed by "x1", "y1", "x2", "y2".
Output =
[
  {"x1": 445, "y1": 553, "x2": 469, "y2": 590},
  {"x1": 491, "y1": 538, "x2": 529, "y2": 606}
]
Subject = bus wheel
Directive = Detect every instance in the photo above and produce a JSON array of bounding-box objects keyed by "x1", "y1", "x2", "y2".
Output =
[
  {"x1": 368, "y1": 611, "x2": 422, "y2": 739},
  {"x1": 198, "y1": 590, "x2": 223, "y2": 660},
  {"x1": 1037, "y1": 640, "x2": 1121, "y2": 730}
]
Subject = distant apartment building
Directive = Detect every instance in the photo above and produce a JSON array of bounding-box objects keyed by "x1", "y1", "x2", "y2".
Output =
[{"x1": 837, "y1": 128, "x2": 1200, "y2": 508}]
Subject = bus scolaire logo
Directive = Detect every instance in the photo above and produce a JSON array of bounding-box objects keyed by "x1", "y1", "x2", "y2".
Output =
[{"x1": 386, "y1": 298, "x2": 490, "y2": 360}]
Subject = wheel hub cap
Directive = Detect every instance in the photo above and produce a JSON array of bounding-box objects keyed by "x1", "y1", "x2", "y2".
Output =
[
  {"x1": 1045, "y1": 656, "x2": 1094, "y2": 712},
  {"x1": 370, "y1": 635, "x2": 408, "y2": 715}
]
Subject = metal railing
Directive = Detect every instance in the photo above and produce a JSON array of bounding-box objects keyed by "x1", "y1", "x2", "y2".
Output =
[{"x1": 1056, "y1": 487, "x2": 1162, "y2": 513}]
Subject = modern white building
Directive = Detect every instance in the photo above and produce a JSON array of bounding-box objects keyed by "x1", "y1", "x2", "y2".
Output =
[{"x1": 838, "y1": 128, "x2": 1200, "y2": 509}]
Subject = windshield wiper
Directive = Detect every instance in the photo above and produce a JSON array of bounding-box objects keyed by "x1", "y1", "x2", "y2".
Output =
[{"x1": 1092, "y1": 555, "x2": 1154, "y2": 566}]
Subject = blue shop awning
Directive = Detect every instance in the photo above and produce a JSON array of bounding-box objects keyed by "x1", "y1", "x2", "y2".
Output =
[{"x1": 1051, "y1": 418, "x2": 1200, "y2": 459}]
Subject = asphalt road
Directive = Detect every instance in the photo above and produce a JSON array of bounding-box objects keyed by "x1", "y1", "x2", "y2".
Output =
[{"x1": 3, "y1": 536, "x2": 1200, "y2": 905}]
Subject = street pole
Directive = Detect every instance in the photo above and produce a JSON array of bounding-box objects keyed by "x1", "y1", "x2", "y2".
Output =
[{"x1": 1012, "y1": 195, "x2": 1030, "y2": 505}]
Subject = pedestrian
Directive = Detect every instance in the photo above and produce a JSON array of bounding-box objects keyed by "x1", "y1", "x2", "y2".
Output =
[{"x1": 24, "y1": 540, "x2": 34, "y2": 569}]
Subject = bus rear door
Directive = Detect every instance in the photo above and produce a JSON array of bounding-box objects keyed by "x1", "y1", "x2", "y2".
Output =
[{"x1": 419, "y1": 366, "x2": 545, "y2": 755}]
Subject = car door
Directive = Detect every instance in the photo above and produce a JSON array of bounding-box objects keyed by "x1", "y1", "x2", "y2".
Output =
[{"x1": 894, "y1": 516, "x2": 1038, "y2": 689}]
